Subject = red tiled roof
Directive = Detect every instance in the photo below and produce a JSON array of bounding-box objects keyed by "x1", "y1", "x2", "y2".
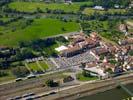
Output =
[{"x1": 91, "y1": 47, "x2": 109, "y2": 55}]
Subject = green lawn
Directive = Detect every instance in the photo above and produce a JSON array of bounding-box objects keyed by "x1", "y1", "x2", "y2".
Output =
[
  {"x1": 0, "y1": 18, "x2": 80, "y2": 46},
  {"x1": 9, "y1": 1, "x2": 93, "y2": 13},
  {"x1": 28, "y1": 62, "x2": 41, "y2": 72},
  {"x1": 83, "y1": 8, "x2": 126, "y2": 15},
  {"x1": 39, "y1": 61, "x2": 49, "y2": 70},
  {"x1": 76, "y1": 73, "x2": 98, "y2": 81}
]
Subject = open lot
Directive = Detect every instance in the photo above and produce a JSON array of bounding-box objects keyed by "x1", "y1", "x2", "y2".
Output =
[
  {"x1": 0, "y1": 18, "x2": 80, "y2": 46},
  {"x1": 9, "y1": 1, "x2": 94, "y2": 13}
]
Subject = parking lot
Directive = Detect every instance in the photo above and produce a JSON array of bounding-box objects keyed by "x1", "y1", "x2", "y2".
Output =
[{"x1": 48, "y1": 50, "x2": 96, "y2": 68}]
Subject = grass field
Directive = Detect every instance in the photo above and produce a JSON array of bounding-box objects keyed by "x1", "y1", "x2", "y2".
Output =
[
  {"x1": 39, "y1": 61, "x2": 49, "y2": 70},
  {"x1": 27, "y1": 61, "x2": 49, "y2": 72},
  {"x1": 9, "y1": 1, "x2": 93, "y2": 13},
  {"x1": 83, "y1": 8, "x2": 126, "y2": 15},
  {"x1": 0, "y1": 18, "x2": 80, "y2": 46},
  {"x1": 76, "y1": 73, "x2": 98, "y2": 81},
  {"x1": 28, "y1": 62, "x2": 41, "y2": 72}
]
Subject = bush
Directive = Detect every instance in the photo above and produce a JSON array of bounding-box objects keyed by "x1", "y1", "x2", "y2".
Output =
[{"x1": 45, "y1": 79, "x2": 59, "y2": 87}]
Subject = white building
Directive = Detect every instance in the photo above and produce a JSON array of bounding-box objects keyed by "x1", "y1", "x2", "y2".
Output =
[
  {"x1": 55, "y1": 45, "x2": 68, "y2": 52},
  {"x1": 93, "y1": 6, "x2": 104, "y2": 10},
  {"x1": 84, "y1": 66, "x2": 108, "y2": 79}
]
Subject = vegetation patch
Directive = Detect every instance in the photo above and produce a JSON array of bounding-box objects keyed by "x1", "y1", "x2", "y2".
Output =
[
  {"x1": 9, "y1": 1, "x2": 94, "y2": 13},
  {"x1": 81, "y1": 20, "x2": 125, "y2": 43},
  {"x1": 83, "y1": 8, "x2": 126, "y2": 15},
  {"x1": 28, "y1": 62, "x2": 41, "y2": 72},
  {"x1": 39, "y1": 61, "x2": 49, "y2": 70},
  {"x1": 0, "y1": 18, "x2": 80, "y2": 46},
  {"x1": 76, "y1": 71, "x2": 98, "y2": 81}
]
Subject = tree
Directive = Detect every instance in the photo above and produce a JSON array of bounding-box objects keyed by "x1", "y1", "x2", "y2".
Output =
[
  {"x1": 45, "y1": 79, "x2": 59, "y2": 87},
  {"x1": 26, "y1": 19, "x2": 34, "y2": 26},
  {"x1": 61, "y1": 27, "x2": 66, "y2": 31},
  {"x1": 16, "y1": 48, "x2": 36, "y2": 60},
  {"x1": 36, "y1": 7, "x2": 43, "y2": 13}
]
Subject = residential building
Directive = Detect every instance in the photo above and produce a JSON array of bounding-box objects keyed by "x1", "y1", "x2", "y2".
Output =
[{"x1": 90, "y1": 47, "x2": 109, "y2": 60}]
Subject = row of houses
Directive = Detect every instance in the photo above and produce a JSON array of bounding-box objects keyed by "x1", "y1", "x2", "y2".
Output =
[
  {"x1": 83, "y1": 55, "x2": 133, "y2": 79},
  {"x1": 58, "y1": 31, "x2": 133, "y2": 79},
  {"x1": 59, "y1": 32, "x2": 100, "y2": 57},
  {"x1": 56, "y1": 32, "x2": 120, "y2": 58}
]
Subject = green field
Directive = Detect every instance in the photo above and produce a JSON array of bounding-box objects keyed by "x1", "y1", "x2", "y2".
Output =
[
  {"x1": 76, "y1": 73, "x2": 98, "y2": 81},
  {"x1": 39, "y1": 61, "x2": 49, "y2": 70},
  {"x1": 0, "y1": 18, "x2": 80, "y2": 46},
  {"x1": 9, "y1": 1, "x2": 93, "y2": 13},
  {"x1": 28, "y1": 62, "x2": 41, "y2": 71},
  {"x1": 27, "y1": 61, "x2": 49, "y2": 72},
  {"x1": 83, "y1": 8, "x2": 126, "y2": 15}
]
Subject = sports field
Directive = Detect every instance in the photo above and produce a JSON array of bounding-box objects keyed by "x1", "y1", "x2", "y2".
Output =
[{"x1": 0, "y1": 18, "x2": 80, "y2": 46}]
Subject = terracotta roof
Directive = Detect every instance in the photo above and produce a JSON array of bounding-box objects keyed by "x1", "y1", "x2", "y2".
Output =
[
  {"x1": 101, "y1": 62, "x2": 115, "y2": 68},
  {"x1": 86, "y1": 62, "x2": 97, "y2": 68},
  {"x1": 120, "y1": 38, "x2": 133, "y2": 45},
  {"x1": 91, "y1": 47, "x2": 109, "y2": 55},
  {"x1": 62, "y1": 45, "x2": 81, "y2": 53}
]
